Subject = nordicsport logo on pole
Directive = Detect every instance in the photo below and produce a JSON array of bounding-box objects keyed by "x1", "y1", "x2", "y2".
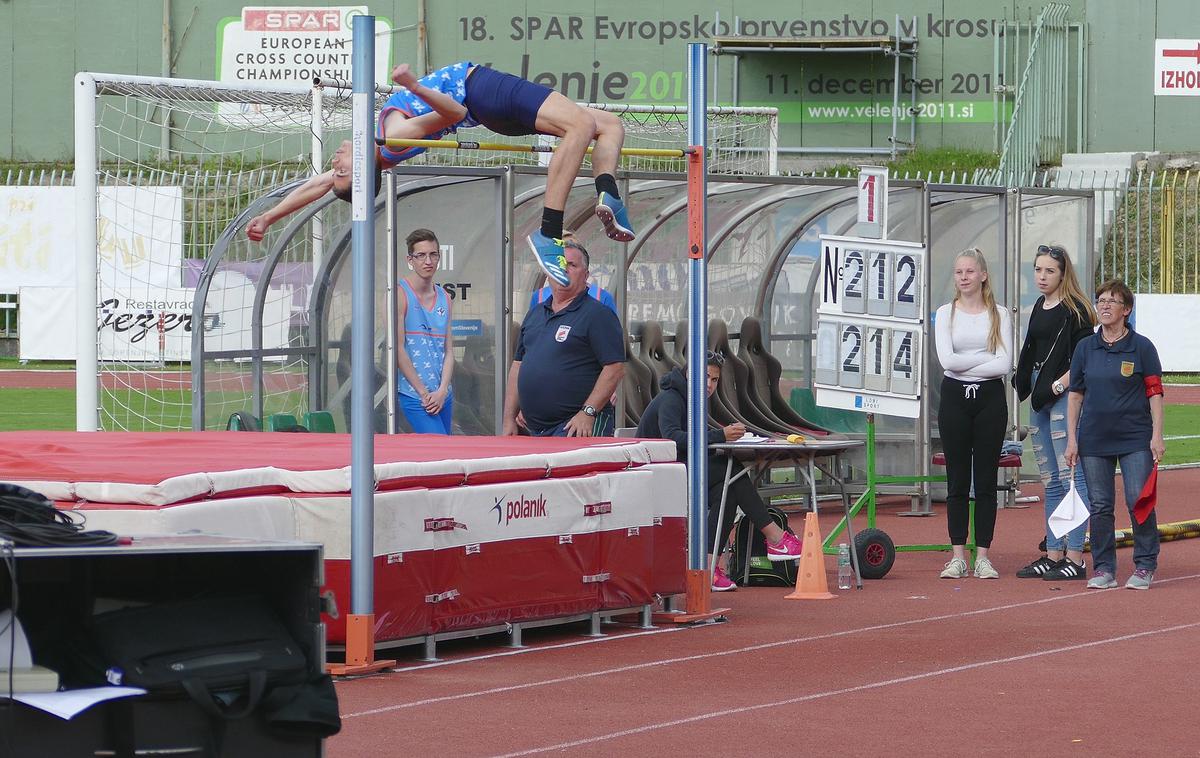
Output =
[{"x1": 491, "y1": 494, "x2": 550, "y2": 525}]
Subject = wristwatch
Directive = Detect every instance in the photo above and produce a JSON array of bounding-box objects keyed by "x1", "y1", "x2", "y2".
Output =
[
  {"x1": 582, "y1": 404, "x2": 598, "y2": 417},
  {"x1": 1052, "y1": 380, "x2": 1065, "y2": 395}
]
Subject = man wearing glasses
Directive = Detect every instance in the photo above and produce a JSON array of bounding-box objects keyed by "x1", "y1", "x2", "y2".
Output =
[
  {"x1": 396, "y1": 228, "x2": 455, "y2": 434},
  {"x1": 504, "y1": 239, "x2": 624, "y2": 437}
]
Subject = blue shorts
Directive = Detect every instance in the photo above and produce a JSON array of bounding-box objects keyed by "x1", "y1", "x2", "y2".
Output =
[
  {"x1": 399, "y1": 392, "x2": 454, "y2": 435},
  {"x1": 464, "y1": 66, "x2": 553, "y2": 136}
]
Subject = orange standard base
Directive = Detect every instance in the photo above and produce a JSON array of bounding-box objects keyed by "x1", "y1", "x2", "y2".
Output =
[
  {"x1": 653, "y1": 568, "x2": 730, "y2": 624},
  {"x1": 785, "y1": 512, "x2": 837, "y2": 600},
  {"x1": 326, "y1": 613, "x2": 397, "y2": 676}
]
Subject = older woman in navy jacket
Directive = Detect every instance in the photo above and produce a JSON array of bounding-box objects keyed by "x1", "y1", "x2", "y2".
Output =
[{"x1": 1065, "y1": 279, "x2": 1165, "y2": 590}]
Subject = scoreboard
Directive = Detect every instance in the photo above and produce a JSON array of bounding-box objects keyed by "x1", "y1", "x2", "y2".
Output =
[{"x1": 815, "y1": 234, "x2": 926, "y2": 419}]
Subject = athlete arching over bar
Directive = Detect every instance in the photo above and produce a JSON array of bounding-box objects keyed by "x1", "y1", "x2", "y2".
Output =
[{"x1": 246, "y1": 62, "x2": 635, "y2": 286}]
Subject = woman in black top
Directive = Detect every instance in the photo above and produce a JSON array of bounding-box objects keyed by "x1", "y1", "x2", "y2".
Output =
[
  {"x1": 636, "y1": 351, "x2": 803, "y2": 591},
  {"x1": 1013, "y1": 244, "x2": 1097, "y2": 580}
]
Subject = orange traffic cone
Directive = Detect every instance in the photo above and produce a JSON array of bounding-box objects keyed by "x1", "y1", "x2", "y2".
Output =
[{"x1": 785, "y1": 511, "x2": 836, "y2": 600}]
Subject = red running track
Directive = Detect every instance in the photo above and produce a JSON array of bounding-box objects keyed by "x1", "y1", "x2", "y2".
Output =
[{"x1": 325, "y1": 466, "x2": 1200, "y2": 756}]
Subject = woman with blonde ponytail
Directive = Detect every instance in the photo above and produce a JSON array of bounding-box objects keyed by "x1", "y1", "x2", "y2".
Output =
[{"x1": 934, "y1": 248, "x2": 1013, "y2": 579}]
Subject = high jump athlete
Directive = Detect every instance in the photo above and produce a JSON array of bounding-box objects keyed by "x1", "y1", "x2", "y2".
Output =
[{"x1": 246, "y1": 62, "x2": 635, "y2": 286}]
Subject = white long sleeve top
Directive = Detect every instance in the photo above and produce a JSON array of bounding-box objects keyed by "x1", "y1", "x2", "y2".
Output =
[{"x1": 934, "y1": 302, "x2": 1013, "y2": 382}]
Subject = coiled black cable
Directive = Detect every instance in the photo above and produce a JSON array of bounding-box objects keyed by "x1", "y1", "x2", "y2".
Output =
[{"x1": 0, "y1": 484, "x2": 118, "y2": 548}]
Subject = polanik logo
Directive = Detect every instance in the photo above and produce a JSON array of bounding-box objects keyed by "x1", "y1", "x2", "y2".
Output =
[
  {"x1": 492, "y1": 493, "x2": 549, "y2": 525},
  {"x1": 555, "y1": 325, "x2": 572, "y2": 342}
]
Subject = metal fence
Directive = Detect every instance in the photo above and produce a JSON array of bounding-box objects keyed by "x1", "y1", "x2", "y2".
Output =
[
  {"x1": 985, "y1": 3, "x2": 1079, "y2": 188},
  {"x1": 6, "y1": 163, "x2": 1197, "y2": 352},
  {"x1": 794, "y1": 164, "x2": 1200, "y2": 296},
  {"x1": 1099, "y1": 169, "x2": 1200, "y2": 294},
  {"x1": 3, "y1": 166, "x2": 311, "y2": 259}
]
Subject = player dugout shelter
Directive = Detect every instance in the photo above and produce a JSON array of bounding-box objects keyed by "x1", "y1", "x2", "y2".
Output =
[{"x1": 191, "y1": 167, "x2": 1096, "y2": 494}]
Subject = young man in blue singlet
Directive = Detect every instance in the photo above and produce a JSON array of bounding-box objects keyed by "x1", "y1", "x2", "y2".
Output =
[
  {"x1": 246, "y1": 62, "x2": 635, "y2": 287},
  {"x1": 395, "y1": 228, "x2": 454, "y2": 434}
]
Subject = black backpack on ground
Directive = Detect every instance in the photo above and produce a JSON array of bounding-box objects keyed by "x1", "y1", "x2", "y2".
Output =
[{"x1": 727, "y1": 506, "x2": 800, "y2": 587}]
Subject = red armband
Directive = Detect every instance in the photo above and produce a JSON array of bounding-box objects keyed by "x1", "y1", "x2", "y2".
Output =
[{"x1": 1144, "y1": 375, "x2": 1163, "y2": 398}]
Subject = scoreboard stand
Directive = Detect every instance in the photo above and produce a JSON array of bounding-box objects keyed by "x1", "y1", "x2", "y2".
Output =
[{"x1": 815, "y1": 229, "x2": 979, "y2": 575}]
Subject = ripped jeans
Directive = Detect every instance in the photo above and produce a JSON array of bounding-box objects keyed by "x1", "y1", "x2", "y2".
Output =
[{"x1": 1029, "y1": 375, "x2": 1089, "y2": 552}]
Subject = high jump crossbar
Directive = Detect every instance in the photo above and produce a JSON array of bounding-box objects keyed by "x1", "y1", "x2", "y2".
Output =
[{"x1": 376, "y1": 137, "x2": 694, "y2": 158}]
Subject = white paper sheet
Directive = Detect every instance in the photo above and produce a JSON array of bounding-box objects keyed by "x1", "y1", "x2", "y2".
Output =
[
  {"x1": 12, "y1": 686, "x2": 147, "y2": 720},
  {"x1": 736, "y1": 433, "x2": 771, "y2": 443}
]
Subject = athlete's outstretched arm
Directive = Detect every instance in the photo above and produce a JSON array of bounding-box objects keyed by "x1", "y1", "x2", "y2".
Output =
[{"x1": 246, "y1": 170, "x2": 335, "y2": 242}]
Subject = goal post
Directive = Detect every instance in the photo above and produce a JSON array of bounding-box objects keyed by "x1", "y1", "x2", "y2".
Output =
[
  {"x1": 73, "y1": 72, "x2": 322, "y2": 433},
  {"x1": 75, "y1": 73, "x2": 98, "y2": 432},
  {"x1": 73, "y1": 70, "x2": 779, "y2": 432}
]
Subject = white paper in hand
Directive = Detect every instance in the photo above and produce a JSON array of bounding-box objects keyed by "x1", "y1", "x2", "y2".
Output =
[{"x1": 1048, "y1": 478, "x2": 1090, "y2": 539}]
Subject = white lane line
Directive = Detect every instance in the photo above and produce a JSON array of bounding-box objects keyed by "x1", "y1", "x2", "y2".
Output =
[
  {"x1": 492, "y1": 620, "x2": 1200, "y2": 757},
  {"x1": 341, "y1": 572, "x2": 1200, "y2": 718}
]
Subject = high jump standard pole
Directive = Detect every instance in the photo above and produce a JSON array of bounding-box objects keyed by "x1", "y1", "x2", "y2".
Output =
[
  {"x1": 670, "y1": 42, "x2": 726, "y2": 623},
  {"x1": 332, "y1": 13, "x2": 394, "y2": 676}
]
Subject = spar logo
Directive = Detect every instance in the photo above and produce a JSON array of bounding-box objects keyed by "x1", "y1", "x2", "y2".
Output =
[
  {"x1": 243, "y1": 8, "x2": 346, "y2": 32},
  {"x1": 491, "y1": 493, "x2": 549, "y2": 525}
]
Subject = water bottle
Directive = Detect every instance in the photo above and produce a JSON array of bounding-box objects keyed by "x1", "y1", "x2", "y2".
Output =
[{"x1": 837, "y1": 543, "x2": 853, "y2": 590}]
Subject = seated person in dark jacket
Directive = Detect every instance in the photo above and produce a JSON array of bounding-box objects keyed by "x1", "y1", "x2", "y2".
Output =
[{"x1": 637, "y1": 350, "x2": 802, "y2": 591}]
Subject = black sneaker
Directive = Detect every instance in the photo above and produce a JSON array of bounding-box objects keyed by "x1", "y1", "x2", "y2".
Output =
[
  {"x1": 1042, "y1": 558, "x2": 1087, "y2": 581},
  {"x1": 1016, "y1": 556, "x2": 1056, "y2": 578}
]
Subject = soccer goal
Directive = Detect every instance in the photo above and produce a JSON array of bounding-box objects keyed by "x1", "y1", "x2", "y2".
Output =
[{"x1": 73, "y1": 71, "x2": 779, "y2": 431}]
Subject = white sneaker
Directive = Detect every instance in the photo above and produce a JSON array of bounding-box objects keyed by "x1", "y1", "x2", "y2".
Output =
[
  {"x1": 974, "y1": 556, "x2": 1000, "y2": 579},
  {"x1": 940, "y1": 557, "x2": 968, "y2": 579},
  {"x1": 1087, "y1": 572, "x2": 1118, "y2": 589}
]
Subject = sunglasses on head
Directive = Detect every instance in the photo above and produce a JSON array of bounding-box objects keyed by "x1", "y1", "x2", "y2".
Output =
[
  {"x1": 1037, "y1": 245, "x2": 1066, "y2": 260},
  {"x1": 705, "y1": 350, "x2": 725, "y2": 366}
]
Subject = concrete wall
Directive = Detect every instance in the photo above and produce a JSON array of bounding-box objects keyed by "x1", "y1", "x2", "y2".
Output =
[{"x1": 1, "y1": 0, "x2": 1197, "y2": 161}]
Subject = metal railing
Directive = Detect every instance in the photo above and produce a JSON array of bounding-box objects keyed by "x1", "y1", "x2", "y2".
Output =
[
  {"x1": 2, "y1": 166, "x2": 311, "y2": 260},
  {"x1": 1102, "y1": 169, "x2": 1200, "y2": 294},
  {"x1": 9, "y1": 164, "x2": 1196, "y2": 304},
  {"x1": 983, "y1": 3, "x2": 1080, "y2": 187}
]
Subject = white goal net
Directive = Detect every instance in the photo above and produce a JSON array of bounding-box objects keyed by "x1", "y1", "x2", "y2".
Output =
[{"x1": 74, "y1": 72, "x2": 779, "y2": 431}]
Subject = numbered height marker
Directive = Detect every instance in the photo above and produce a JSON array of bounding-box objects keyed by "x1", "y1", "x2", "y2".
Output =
[
  {"x1": 893, "y1": 252, "x2": 921, "y2": 319},
  {"x1": 839, "y1": 323, "x2": 864, "y2": 389},
  {"x1": 815, "y1": 320, "x2": 840, "y2": 386},
  {"x1": 857, "y1": 166, "x2": 889, "y2": 240},
  {"x1": 889, "y1": 328, "x2": 918, "y2": 395},
  {"x1": 864, "y1": 326, "x2": 889, "y2": 392},
  {"x1": 841, "y1": 248, "x2": 866, "y2": 314},
  {"x1": 866, "y1": 250, "x2": 893, "y2": 316}
]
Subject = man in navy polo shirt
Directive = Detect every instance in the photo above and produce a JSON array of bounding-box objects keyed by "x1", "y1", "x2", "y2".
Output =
[{"x1": 503, "y1": 239, "x2": 625, "y2": 437}]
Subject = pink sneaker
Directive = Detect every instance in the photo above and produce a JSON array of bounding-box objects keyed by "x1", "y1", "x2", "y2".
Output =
[
  {"x1": 711, "y1": 564, "x2": 737, "y2": 592},
  {"x1": 766, "y1": 530, "x2": 803, "y2": 561}
]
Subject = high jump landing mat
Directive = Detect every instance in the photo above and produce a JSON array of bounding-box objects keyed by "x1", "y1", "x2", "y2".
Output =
[{"x1": 0, "y1": 431, "x2": 688, "y2": 645}]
